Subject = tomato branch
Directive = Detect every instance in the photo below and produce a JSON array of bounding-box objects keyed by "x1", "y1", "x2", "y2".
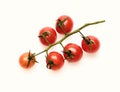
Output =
[{"x1": 34, "y1": 20, "x2": 105, "y2": 56}]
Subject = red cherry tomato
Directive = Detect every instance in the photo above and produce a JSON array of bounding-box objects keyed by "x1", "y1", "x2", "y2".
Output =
[
  {"x1": 19, "y1": 52, "x2": 36, "y2": 69},
  {"x1": 63, "y1": 43, "x2": 83, "y2": 62},
  {"x1": 38, "y1": 27, "x2": 57, "y2": 46},
  {"x1": 46, "y1": 52, "x2": 64, "y2": 70},
  {"x1": 55, "y1": 15, "x2": 73, "y2": 34},
  {"x1": 81, "y1": 35, "x2": 100, "y2": 53}
]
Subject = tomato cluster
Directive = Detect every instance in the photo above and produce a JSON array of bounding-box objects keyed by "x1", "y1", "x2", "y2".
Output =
[{"x1": 19, "y1": 15, "x2": 104, "y2": 71}]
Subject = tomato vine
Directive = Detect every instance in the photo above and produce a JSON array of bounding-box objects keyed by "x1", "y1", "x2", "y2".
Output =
[
  {"x1": 34, "y1": 20, "x2": 105, "y2": 56},
  {"x1": 19, "y1": 17, "x2": 105, "y2": 70}
]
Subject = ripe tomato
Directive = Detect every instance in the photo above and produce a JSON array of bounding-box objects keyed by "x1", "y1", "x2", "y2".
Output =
[
  {"x1": 81, "y1": 35, "x2": 100, "y2": 53},
  {"x1": 55, "y1": 15, "x2": 73, "y2": 34},
  {"x1": 19, "y1": 52, "x2": 36, "y2": 69},
  {"x1": 63, "y1": 43, "x2": 83, "y2": 62},
  {"x1": 38, "y1": 27, "x2": 57, "y2": 46},
  {"x1": 46, "y1": 52, "x2": 64, "y2": 70}
]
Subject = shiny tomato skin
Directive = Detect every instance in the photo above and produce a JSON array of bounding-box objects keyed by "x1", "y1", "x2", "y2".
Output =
[
  {"x1": 46, "y1": 52, "x2": 64, "y2": 70},
  {"x1": 63, "y1": 43, "x2": 83, "y2": 62},
  {"x1": 81, "y1": 35, "x2": 100, "y2": 53},
  {"x1": 55, "y1": 15, "x2": 73, "y2": 34},
  {"x1": 39, "y1": 27, "x2": 57, "y2": 46},
  {"x1": 19, "y1": 52, "x2": 36, "y2": 69}
]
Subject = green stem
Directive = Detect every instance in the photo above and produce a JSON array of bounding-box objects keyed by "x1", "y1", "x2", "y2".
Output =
[
  {"x1": 34, "y1": 20, "x2": 105, "y2": 56},
  {"x1": 34, "y1": 50, "x2": 46, "y2": 56},
  {"x1": 60, "y1": 42, "x2": 64, "y2": 49}
]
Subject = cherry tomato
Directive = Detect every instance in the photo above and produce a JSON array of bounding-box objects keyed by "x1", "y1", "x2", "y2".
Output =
[
  {"x1": 19, "y1": 52, "x2": 36, "y2": 69},
  {"x1": 46, "y1": 52, "x2": 64, "y2": 70},
  {"x1": 55, "y1": 15, "x2": 73, "y2": 34},
  {"x1": 81, "y1": 35, "x2": 100, "y2": 53},
  {"x1": 38, "y1": 27, "x2": 57, "y2": 46},
  {"x1": 63, "y1": 43, "x2": 83, "y2": 62}
]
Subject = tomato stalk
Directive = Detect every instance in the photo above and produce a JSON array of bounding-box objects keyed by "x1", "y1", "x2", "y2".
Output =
[
  {"x1": 79, "y1": 31, "x2": 91, "y2": 44},
  {"x1": 34, "y1": 20, "x2": 105, "y2": 57},
  {"x1": 60, "y1": 42, "x2": 64, "y2": 49},
  {"x1": 79, "y1": 31, "x2": 94, "y2": 52}
]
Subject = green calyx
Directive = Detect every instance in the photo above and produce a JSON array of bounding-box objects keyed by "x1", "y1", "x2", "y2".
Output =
[
  {"x1": 27, "y1": 51, "x2": 38, "y2": 68},
  {"x1": 64, "y1": 50, "x2": 74, "y2": 60},
  {"x1": 38, "y1": 32, "x2": 50, "y2": 45},
  {"x1": 46, "y1": 60, "x2": 55, "y2": 69},
  {"x1": 39, "y1": 32, "x2": 50, "y2": 38},
  {"x1": 57, "y1": 18, "x2": 67, "y2": 35}
]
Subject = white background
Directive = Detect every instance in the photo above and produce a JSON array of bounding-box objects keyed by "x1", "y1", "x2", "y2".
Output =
[{"x1": 0, "y1": 0, "x2": 120, "y2": 92}]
